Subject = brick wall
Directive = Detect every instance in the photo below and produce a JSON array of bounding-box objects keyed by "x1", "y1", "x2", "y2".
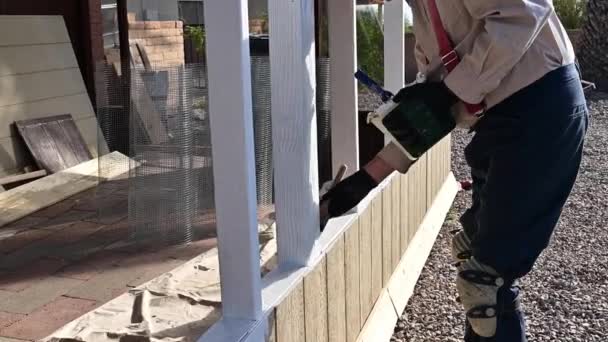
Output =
[{"x1": 128, "y1": 20, "x2": 185, "y2": 67}]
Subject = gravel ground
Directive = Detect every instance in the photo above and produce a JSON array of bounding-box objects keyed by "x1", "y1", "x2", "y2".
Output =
[{"x1": 392, "y1": 91, "x2": 608, "y2": 342}]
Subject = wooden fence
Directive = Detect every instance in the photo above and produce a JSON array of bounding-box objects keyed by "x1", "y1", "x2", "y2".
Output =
[
  {"x1": 266, "y1": 136, "x2": 453, "y2": 342},
  {"x1": 197, "y1": 0, "x2": 458, "y2": 341}
]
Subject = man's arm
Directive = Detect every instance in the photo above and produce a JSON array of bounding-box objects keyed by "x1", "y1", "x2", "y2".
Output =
[{"x1": 443, "y1": 0, "x2": 553, "y2": 104}]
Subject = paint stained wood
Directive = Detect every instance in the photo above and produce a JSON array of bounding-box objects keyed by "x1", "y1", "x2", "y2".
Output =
[
  {"x1": 371, "y1": 194, "x2": 383, "y2": 294},
  {"x1": 391, "y1": 176, "x2": 401, "y2": 270},
  {"x1": 381, "y1": 185, "x2": 393, "y2": 286},
  {"x1": 359, "y1": 206, "x2": 373, "y2": 324},
  {"x1": 344, "y1": 219, "x2": 361, "y2": 341},
  {"x1": 327, "y1": 236, "x2": 347, "y2": 342},
  {"x1": 400, "y1": 173, "x2": 410, "y2": 254},
  {"x1": 304, "y1": 257, "x2": 329, "y2": 342},
  {"x1": 276, "y1": 282, "x2": 305, "y2": 342},
  {"x1": 15, "y1": 114, "x2": 92, "y2": 173}
]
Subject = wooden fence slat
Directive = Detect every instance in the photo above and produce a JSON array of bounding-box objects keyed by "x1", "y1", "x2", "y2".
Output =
[
  {"x1": 267, "y1": 309, "x2": 277, "y2": 342},
  {"x1": 359, "y1": 206, "x2": 373, "y2": 323},
  {"x1": 400, "y1": 173, "x2": 410, "y2": 254},
  {"x1": 422, "y1": 156, "x2": 429, "y2": 226},
  {"x1": 345, "y1": 220, "x2": 361, "y2": 342},
  {"x1": 381, "y1": 186, "x2": 392, "y2": 286},
  {"x1": 391, "y1": 176, "x2": 401, "y2": 269},
  {"x1": 327, "y1": 234, "x2": 346, "y2": 342},
  {"x1": 304, "y1": 258, "x2": 329, "y2": 342},
  {"x1": 276, "y1": 282, "x2": 306, "y2": 342},
  {"x1": 371, "y1": 194, "x2": 383, "y2": 295},
  {"x1": 327, "y1": 236, "x2": 347, "y2": 342}
]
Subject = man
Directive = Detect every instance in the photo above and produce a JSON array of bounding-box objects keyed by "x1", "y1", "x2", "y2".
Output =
[{"x1": 321, "y1": 1, "x2": 588, "y2": 341}]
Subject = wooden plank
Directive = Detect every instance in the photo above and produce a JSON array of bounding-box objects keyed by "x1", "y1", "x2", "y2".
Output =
[
  {"x1": 267, "y1": 309, "x2": 277, "y2": 342},
  {"x1": 0, "y1": 16, "x2": 70, "y2": 47},
  {"x1": 328, "y1": 0, "x2": 359, "y2": 176},
  {"x1": 137, "y1": 43, "x2": 153, "y2": 71},
  {"x1": 387, "y1": 173, "x2": 459, "y2": 315},
  {"x1": 418, "y1": 156, "x2": 429, "y2": 231},
  {"x1": 0, "y1": 68, "x2": 86, "y2": 107},
  {"x1": 0, "y1": 43, "x2": 78, "y2": 77},
  {"x1": 0, "y1": 151, "x2": 132, "y2": 228},
  {"x1": 0, "y1": 93, "x2": 94, "y2": 139},
  {"x1": 355, "y1": 289, "x2": 399, "y2": 342},
  {"x1": 370, "y1": 193, "x2": 383, "y2": 294},
  {"x1": 204, "y1": 0, "x2": 263, "y2": 320},
  {"x1": 304, "y1": 258, "x2": 329, "y2": 342},
  {"x1": 327, "y1": 235, "x2": 347, "y2": 342},
  {"x1": 0, "y1": 170, "x2": 46, "y2": 186},
  {"x1": 344, "y1": 219, "x2": 361, "y2": 342},
  {"x1": 358, "y1": 174, "x2": 459, "y2": 342},
  {"x1": 269, "y1": 0, "x2": 321, "y2": 266},
  {"x1": 131, "y1": 69, "x2": 170, "y2": 144},
  {"x1": 15, "y1": 114, "x2": 92, "y2": 173},
  {"x1": 400, "y1": 173, "x2": 410, "y2": 254},
  {"x1": 359, "y1": 206, "x2": 373, "y2": 324},
  {"x1": 381, "y1": 185, "x2": 392, "y2": 285},
  {"x1": 276, "y1": 281, "x2": 306, "y2": 342},
  {"x1": 391, "y1": 176, "x2": 401, "y2": 270}
]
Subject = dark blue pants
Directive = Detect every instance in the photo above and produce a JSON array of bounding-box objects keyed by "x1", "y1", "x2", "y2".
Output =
[{"x1": 460, "y1": 64, "x2": 589, "y2": 342}]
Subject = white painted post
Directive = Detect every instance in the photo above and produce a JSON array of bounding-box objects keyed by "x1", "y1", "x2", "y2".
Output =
[
  {"x1": 384, "y1": 1, "x2": 405, "y2": 144},
  {"x1": 203, "y1": 0, "x2": 262, "y2": 321},
  {"x1": 269, "y1": 0, "x2": 321, "y2": 266},
  {"x1": 384, "y1": 0, "x2": 405, "y2": 94},
  {"x1": 328, "y1": 0, "x2": 359, "y2": 177}
]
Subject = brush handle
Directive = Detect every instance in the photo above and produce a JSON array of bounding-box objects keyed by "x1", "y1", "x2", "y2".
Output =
[{"x1": 355, "y1": 70, "x2": 393, "y2": 102}]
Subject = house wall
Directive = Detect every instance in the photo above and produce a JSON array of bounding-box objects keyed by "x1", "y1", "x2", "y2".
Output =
[
  {"x1": 0, "y1": 0, "x2": 104, "y2": 107},
  {"x1": 266, "y1": 136, "x2": 453, "y2": 341},
  {"x1": 0, "y1": 16, "x2": 104, "y2": 177}
]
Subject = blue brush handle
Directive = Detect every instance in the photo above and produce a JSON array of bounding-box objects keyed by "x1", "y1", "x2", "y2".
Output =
[{"x1": 355, "y1": 69, "x2": 394, "y2": 102}]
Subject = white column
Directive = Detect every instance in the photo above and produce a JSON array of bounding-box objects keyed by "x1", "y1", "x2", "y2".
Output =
[
  {"x1": 384, "y1": 0, "x2": 405, "y2": 93},
  {"x1": 269, "y1": 0, "x2": 321, "y2": 266},
  {"x1": 204, "y1": 0, "x2": 262, "y2": 321},
  {"x1": 328, "y1": 0, "x2": 359, "y2": 177}
]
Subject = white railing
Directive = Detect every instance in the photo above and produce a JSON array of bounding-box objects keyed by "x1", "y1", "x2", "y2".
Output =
[{"x1": 200, "y1": 0, "x2": 405, "y2": 340}]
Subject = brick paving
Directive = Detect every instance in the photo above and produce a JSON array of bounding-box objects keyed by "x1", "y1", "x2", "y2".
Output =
[{"x1": 0, "y1": 183, "x2": 221, "y2": 341}]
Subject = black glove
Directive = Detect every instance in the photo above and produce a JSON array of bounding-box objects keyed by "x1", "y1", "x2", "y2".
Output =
[
  {"x1": 320, "y1": 169, "x2": 378, "y2": 218},
  {"x1": 392, "y1": 81, "x2": 458, "y2": 114}
]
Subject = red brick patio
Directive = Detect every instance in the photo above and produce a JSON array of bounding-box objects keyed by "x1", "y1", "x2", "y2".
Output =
[{"x1": 0, "y1": 184, "x2": 219, "y2": 341}]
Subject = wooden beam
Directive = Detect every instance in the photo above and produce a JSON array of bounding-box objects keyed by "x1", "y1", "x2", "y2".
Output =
[
  {"x1": 0, "y1": 152, "x2": 131, "y2": 228},
  {"x1": 328, "y1": 0, "x2": 359, "y2": 177},
  {"x1": 0, "y1": 170, "x2": 47, "y2": 186},
  {"x1": 269, "y1": 0, "x2": 321, "y2": 266},
  {"x1": 204, "y1": 0, "x2": 263, "y2": 321}
]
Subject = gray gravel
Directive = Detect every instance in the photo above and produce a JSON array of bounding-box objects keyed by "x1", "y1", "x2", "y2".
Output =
[{"x1": 392, "y1": 91, "x2": 608, "y2": 342}]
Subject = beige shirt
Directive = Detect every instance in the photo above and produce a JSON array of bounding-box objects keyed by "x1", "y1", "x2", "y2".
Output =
[{"x1": 379, "y1": 0, "x2": 576, "y2": 173}]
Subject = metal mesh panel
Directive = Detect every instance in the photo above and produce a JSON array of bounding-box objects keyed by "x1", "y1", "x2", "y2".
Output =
[
  {"x1": 316, "y1": 58, "x2": 332, "y2": 185},
  {"x1": 95, "y1": 58, "x2": 280, "y2": 247},
  {"x1": 251, "y1": 56, "x2": 274, "y2": 209},
  {"x1": 95, "y1": 63, "x2": 131, "y2": 227},
  {"x1": 128, "y1": 64, "x2": 212, "y2": 245}
]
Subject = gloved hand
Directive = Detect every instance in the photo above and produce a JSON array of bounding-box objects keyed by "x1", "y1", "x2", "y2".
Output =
[
  {"x1": 392, "y1": 81, "x2": 458, "y2": 115},
  {"x1": 320, "y1": 169, "x2": 378, "y2": 219},
  {"x1": 394, "y1": 82, "x2": 482, "y2": 129}
]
